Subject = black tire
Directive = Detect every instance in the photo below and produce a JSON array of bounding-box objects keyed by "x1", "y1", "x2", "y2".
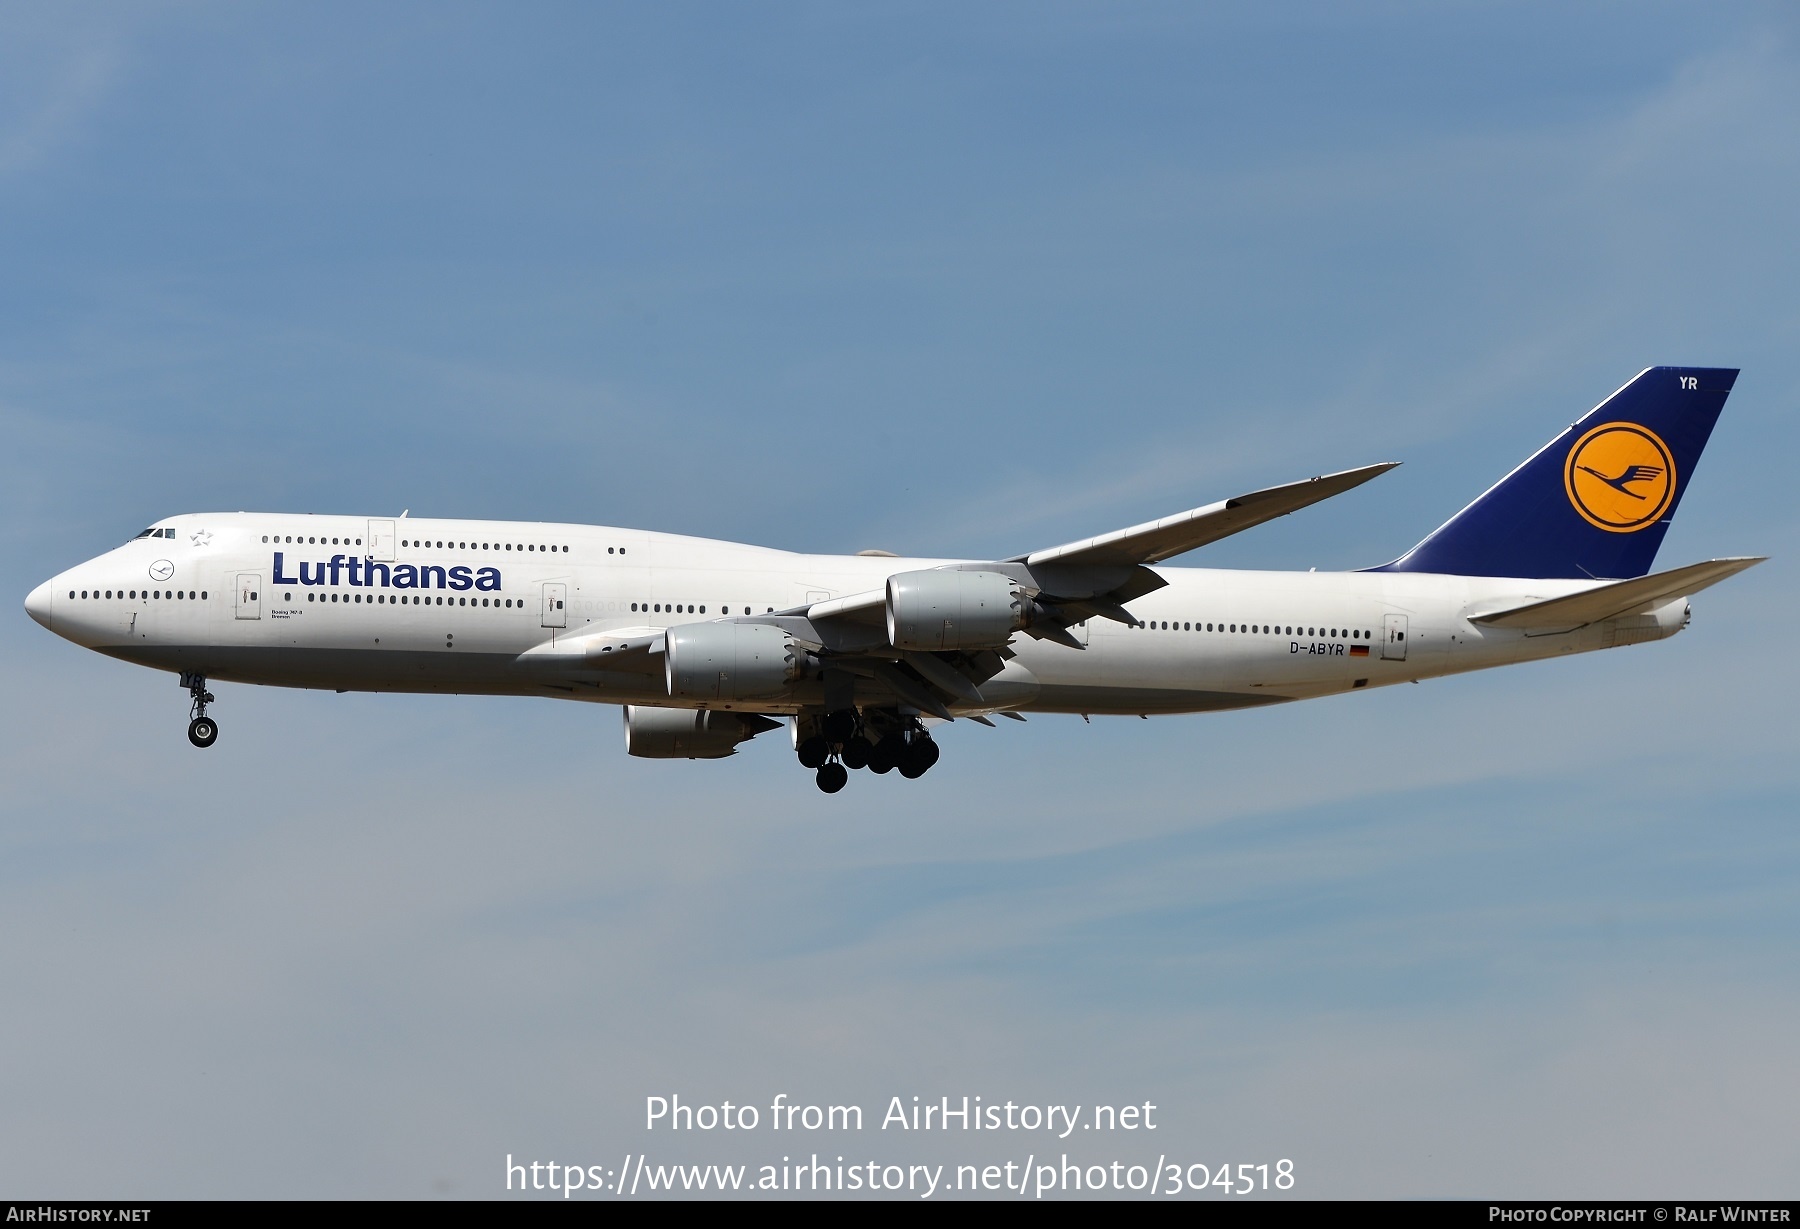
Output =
[
  {"x1": 797, "y1": 736, "x2": 830, "y2": 769},
  {"x1": 187, "y1": 716, "x2": 218, "y2": 748},
  {"x1": 840, "y1": 735, "x2": 872, "y2": 771},
  {"x1": 867, "y1": 738, "x2": 898, "y2": 774},
  {"x1": 915, "y1": 737, "x2": 940, "y2": 773},
  {"x1": 816, "y1": 762, "x2": 849, "y2": 794},
  {"x1": 898, "y1": 736, "x2": 938, "y2": 779}
]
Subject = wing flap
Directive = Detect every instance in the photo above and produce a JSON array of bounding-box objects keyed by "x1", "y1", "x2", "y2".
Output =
[
  {"x1": 1022, "y1": 463, "x2": 1397, "y2": 568},
  {"x1": 1468, "y1": 557, "x2": 1765, "y2": 629}
]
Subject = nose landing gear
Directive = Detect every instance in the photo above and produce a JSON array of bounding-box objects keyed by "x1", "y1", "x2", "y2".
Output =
[{"x1": 181, "y1": 672, "x2": 218, "y2": 748}]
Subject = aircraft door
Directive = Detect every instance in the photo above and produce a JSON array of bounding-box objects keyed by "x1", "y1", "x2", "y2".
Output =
[
  {"x1": 236, "y1": 573, "x2": 262, "y2": 620},
  {"x1": 367, "y1": 519, "x2": 396, "y2": 562},
  {"x1": 1382, "y1": 613, "x2": 1408, "y2": 661},
  {"x1": 542, "y1": 582, "x2": 567, "y2": 629}
]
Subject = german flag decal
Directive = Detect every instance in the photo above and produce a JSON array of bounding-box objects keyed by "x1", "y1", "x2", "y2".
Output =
[{"x1": 1350, "y1": 644, "x2": 1370, "y2": 657}]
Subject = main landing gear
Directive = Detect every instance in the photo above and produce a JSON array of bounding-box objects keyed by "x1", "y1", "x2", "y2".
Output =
[
  {"x1": 182, "y1": 672, "x2": 218, "y2": 748},
  {"x1": 797, "y1": 709, "x2": 940, "y2": 793}
]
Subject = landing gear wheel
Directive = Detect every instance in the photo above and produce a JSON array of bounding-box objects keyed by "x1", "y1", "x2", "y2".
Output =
[
  {"x1": 898, "y1": 736, "x2": 939, "y2": 779},
  {"x1": 867, "y1": 738, "x2": 898, "y2": 774},
  {"x1": 816, "y1": 762, "x2": 849, "y2": 794},
  {"x1": 797, "y1": 736, "x2": 830, "y2": 769},
  {"x1": 840, "y1": 735, "x2": 872, "y2": 771},
  {"x1": 181, "y1": 673, "x2": 218, "y2": 749}
]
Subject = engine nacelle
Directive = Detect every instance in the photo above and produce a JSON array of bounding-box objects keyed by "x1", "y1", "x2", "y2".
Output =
[
  {"x1": 665, "y1": 621, "x2": 808, "y2": 701},
  {"x1": 623, "y1": 706, "x2": 781, "y2": 759},
  {"x1": 886, "y1": 569, "x2": 1029, "y2": 651}
]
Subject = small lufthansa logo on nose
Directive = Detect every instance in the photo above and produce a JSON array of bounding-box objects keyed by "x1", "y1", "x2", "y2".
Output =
[
  {"x1": 1564, "y1": 422, "x2": 1676, "y2": 533},
  {"x1": 149, "y1": 559, "x2": 175, "y2": 582}
]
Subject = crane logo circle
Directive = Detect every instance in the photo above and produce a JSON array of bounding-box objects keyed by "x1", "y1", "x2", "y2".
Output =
[
  {"x1": 149, "y1": 559, "x2": 175, "y2": 582},
  {"x1": 1563, "y1": 422, "x2": 1675, "y2": 533}
]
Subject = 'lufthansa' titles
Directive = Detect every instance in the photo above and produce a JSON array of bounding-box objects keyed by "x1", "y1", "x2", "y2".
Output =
[{"x1": 271, "y1": 552, "x2": 501, "y2": 591}]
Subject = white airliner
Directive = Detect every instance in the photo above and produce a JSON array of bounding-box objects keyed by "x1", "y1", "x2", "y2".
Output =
[{"x1": 24, "y1": 367, "x2": 1761, "y2": 792}]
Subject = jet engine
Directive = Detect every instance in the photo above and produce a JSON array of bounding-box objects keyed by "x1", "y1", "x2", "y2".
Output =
[
  {"x1": 886, "y1": 569, "x2": 1031, "y2": 651},
  {"x1": 665, "y1": 621, "x2": 809, "y2": 701},
  {"x1": 623, "y1": 706, "x2": 782, "y2": 759}
]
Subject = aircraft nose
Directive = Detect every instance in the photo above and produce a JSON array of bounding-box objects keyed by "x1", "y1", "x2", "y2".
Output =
[{"x1": 25, "y1": 580, "x2": 53, "y2": 630}]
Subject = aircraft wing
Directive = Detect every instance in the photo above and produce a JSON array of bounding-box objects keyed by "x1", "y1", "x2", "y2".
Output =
[
  {"x1": 515, "y1": 627, "x2": 666, "y2": 674},
  {"x1": 1467, "y1": 557, "x2": 1765, "y2": 629},
  {"x1": 803, "y1": 588, "x2": 888, "y2": 627},
  {"x1": 734, "y1": 461, "x2": 1400, "y2": 717},
  {"x1": 1017, "y1": 463, "x2": 1398, "y2": 568}
]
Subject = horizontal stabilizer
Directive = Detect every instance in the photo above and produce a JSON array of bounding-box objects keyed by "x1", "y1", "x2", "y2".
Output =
[
  {"x1": 1020, "y1": 463, "x2": 1397, "y2": 568},
  {"x1": 1469, "y1": 557, "x2": 1764, "y2": 629}
]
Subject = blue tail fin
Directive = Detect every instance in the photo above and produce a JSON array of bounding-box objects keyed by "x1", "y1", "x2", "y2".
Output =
[{"x1": 1375, "y1": 366, "x2": 1737, "y2": 579}]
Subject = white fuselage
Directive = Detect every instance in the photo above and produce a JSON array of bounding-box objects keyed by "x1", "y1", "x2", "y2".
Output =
[{"x1": 28, "y1": 513, "x2": 1687, "y2": 717}]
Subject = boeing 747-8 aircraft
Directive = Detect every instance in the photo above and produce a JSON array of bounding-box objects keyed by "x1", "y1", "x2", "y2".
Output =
[{"x1": 24, "y1": 367, "x2": 1761, "y2": 792}]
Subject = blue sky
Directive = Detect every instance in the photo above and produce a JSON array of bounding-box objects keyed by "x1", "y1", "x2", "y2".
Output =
[{"x1": 2, "y1": 1, "x2": 1796, "y2": 1198}]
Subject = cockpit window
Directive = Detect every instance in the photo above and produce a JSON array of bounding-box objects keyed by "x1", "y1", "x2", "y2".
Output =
[{"x1": 131, "y1": 527, "x2": 174, "y2": 541}]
